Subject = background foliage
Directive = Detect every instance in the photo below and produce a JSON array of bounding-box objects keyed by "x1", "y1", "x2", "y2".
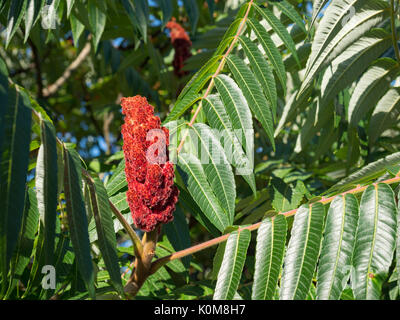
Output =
[{"x1": 1, "y1": 0, "x2": 400, "y2": 300}]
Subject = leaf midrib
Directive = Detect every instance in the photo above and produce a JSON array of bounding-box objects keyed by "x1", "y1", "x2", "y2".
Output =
[
  {"x1": 246, "y1": 19, "x2": 286, "y2": 89},
  {"x1": 291, "y1": 205, "x2": 313, "y2": 299},
  {"x1": 303, "y1": 5, "x2": 389, "y2": 93},
  {"x1": 238, "y1": 37, "x2": 275, "y2": 112},
  {"x1": 227, "y1": 56, "x2": 271, "y2": 132},
  {"x1": 179, "y1": 154, "x2": 227, "y2": 230},
  {"x1": 326, "y1": 195, "x2": 347, "y2": 298},
  {"x1": 365, "y1": 185, "x2": 379, "y2": 299},
  {"x1": 263, "y1": 219, "x2": 275, "y2": 299},
  {"x1": 351, "y1": 62, "x2": 399, "y2": 124},
  {"x1": 204, "y1": 97, "x2": 248, "y2": 167},
  {"x1": 224, "y1": 231, "x2": 241, "y2": 299},
  {"x1": 373, "y1": 93, "x2": 400, "y2": 136},
  {"x1": 322, "y1": 34, "x2": 391, "y2": 103},
  {"x1": 308, "y1": 0, "x2": 359, "y2": 74},
  {"x1": 215, "y1": 76, "x2": 249, "y2": 133},
  {"x1": 192, "y1": 125, "x2": 233, "y2": 219}
]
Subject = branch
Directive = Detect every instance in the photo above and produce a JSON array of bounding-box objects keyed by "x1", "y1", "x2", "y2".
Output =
[
  {"x1": 27, "y1": 38, "x2": 43, "y2": 99},
  {"x1": 9, "y1": 64, "x2": 34, "y2": 77},
  {"x1": 86, "y1": 104, "x2": 103, "y2": 136},
  {"x1": 124, "y1": 228, "x2": 159, "y2": 298},
  {"x1": 103, "y1": 112, "x2": 114, "y2": 155},
  {"x1": 108, "y1": 199, "x2": 143, "y2": 258},
  {"x1": 149, "y1": 174, "x2": 400, "y2": 275},
  {"x1": 176, "y1": 0, "x2": 255, "y2": 153},
  {"x1": 42, "y1": 38, "x2": 92, "y2": 97}
]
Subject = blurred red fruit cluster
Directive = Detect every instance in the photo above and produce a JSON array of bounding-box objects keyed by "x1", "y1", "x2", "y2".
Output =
[{"x1": 165, "y1": 19, "x2": 192, "y2": 77}]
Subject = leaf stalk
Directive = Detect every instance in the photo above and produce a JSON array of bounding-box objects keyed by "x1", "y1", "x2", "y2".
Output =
[
  {"x1": 176, "y1": 0, "x2": 255, "y2": 154},
  {"x1": 149, "y1": 174, "x2": 400, "y2": 275}
]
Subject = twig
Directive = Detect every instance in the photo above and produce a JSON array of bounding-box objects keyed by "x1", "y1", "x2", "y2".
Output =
[
  {"x1": 81, "y1": 162, "x2": 144, "y2": 277},
  {"x1": 86, "y1": 104, "x2": 103, "y2": 136},
  {"x1": 149, "y1": 174, "x2": 400, "y2": 275},
  {"x1": 42, "y1": 38, "x2": 92, "y2": 97},
  {"x1": 9, "y1": 64, "x2": 34, "y2": 77},
  {"x1": 81, "y1": 169, "x2": 143, "y2": 259},
  {"x1": 103, "y1": 112, "x2": 114, "y2": 155},
  {"x1": 108, "y1": 199, "x2": 143, "y2": 258},
  {"x1": 81, "y1": 166, "x2": 143, "y2": 258},
  {"x1": 49, "y1": 282, "x2": 69, "y2": 300},
  {"x1": 121, "y1": 260, "x2": 135, "y2": 279},
  {"x1": 27, "y1": 38, "x2": 43, "y2": 99},
  {"x1": 176, "y1": 0, "x2": 254, "y2": 154},
  {"x1": 124, "y1": 228, "x2": 159, "y2": 298}
]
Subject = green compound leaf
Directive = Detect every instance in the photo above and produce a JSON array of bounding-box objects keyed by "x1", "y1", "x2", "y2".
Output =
[
  {"x1": 63, "y1": 146, "x2": 95, "y2": 299},
  {"x1": 316, "y1": 194, "x2": 359, "y2": 300},
  {"x1": 213, "y1": 229, "x2": 251, "y2": 300},
  {"x1": 252, "y1": 215, "x2": 287, "y2": 300},
  {"x1": 352, "y1": 184, "x2": 397, "y2": 300},
  {"x1": 87, "y1": 176, "x2": 123, "y2": 297},
  {"x1": 280, "y1": 202, "x2": 325, "y2": 300},
  {"x1": 36, "y1": 119, "x2": 58, "y2": 267},
  {"x1": 0, "y1": 84, "x2": 32, "y2": 289},
  {"x1": 226, "y1": 55, "x2": 275, "y2": 150},
  {"x1": 177, "y1": 152, "x2": 230, "y2": 232}
]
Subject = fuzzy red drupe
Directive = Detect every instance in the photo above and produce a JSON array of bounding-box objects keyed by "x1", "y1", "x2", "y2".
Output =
[{"x1": 121, "y1": 96, "x2": 179, "y2": 232}]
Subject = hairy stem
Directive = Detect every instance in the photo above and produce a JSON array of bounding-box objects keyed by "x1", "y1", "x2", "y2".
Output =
[
  {"x1": 149, "y1": 174, "x2": 400, "y2": 275},
  {"x1": 124, "y1": 228, "x2": 159, "y2": 298},
  {"x1": 176, "y1": 0, "x2": 254, "y2": 154}
]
